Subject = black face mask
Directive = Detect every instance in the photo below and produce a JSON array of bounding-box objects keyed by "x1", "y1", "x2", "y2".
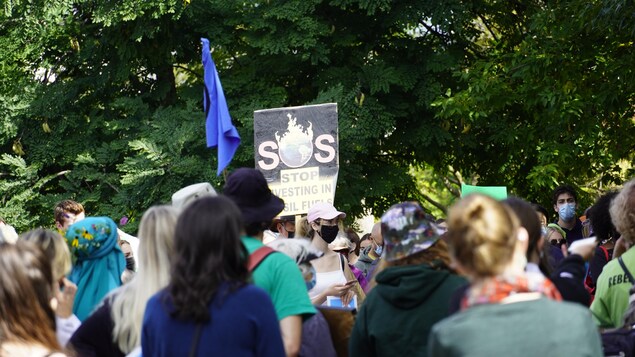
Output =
[
  {"x1": 287, "y1": 231, "x2": 295, "y2": 238},
  {"x1": 125, "y1": 256, "x2": 136, "y2": 271},
  {"x1": 320, "y1": 225, "x2": 339, "y2": 244}
]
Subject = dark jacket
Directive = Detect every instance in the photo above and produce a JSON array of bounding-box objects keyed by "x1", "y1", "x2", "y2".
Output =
[
  {"x1": 350, "y1": 264, "x2": 466, "y2": 357},
  {"x1": 550, "y1": 253, "x2": 590, "y2": 306},
  {"x1": 69, "y1": 298, "x2": 125, "y2": 357}
]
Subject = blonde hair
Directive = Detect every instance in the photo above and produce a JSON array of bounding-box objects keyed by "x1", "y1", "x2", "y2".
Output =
[
  {"x1": 19, "y1": 229, "x2": 71, "y2": 280},
  {"x1": 293, "y1": 216, "x2": 309, "y2": 238},
  {"x1": 610, "y1": 179, "x2": 635, "y2": 244},
  {"x1": 110, "y1": 205, "x2": 178, "y2": 353},
  {"x1": 446, "y1": 194, "x2": 519, "y2": 278}
]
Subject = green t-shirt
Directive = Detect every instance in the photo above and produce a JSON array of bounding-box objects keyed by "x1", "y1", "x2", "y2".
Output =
[
  {"x1": 241, "y1": 236, "x2": 315, "y2": 320},
  {"x1": 429, "y1": 297, "x2": 602, "y2": 357},
  {"x1": 590, "y1": 247, "x2": 635, "y2": 327}
]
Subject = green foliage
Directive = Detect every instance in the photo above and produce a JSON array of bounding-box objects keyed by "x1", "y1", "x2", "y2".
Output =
[{"x1": 1, "y1": 0, "x2": 634, "y2": 234}]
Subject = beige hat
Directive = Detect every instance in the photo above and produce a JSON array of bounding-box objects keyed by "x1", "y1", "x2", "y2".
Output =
[{"x1": 171, "y1": 183, "x2": 217, "y2": 209}]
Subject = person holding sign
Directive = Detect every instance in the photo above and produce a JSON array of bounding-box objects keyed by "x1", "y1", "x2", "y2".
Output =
[{"x1": 306, "y1": 202, "x2": 362, "y2": 308}]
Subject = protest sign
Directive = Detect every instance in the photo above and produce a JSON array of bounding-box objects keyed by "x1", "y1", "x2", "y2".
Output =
[
  {"x1": 254, "y1": 103, "x2": 338, "y2": 215},
  {"x1": 461, "y1": 184, "x2": 508, "y2": 200}
]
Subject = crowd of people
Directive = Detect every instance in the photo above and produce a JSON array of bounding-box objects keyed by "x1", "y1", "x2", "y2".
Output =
[{"x1": 1, "y1": 168, "x2": 634, "y2": 356}]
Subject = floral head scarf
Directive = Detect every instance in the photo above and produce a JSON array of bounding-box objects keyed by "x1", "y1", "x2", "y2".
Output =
[{"x1": 65, "y1": 217, "x2": 125, "y2": 320}]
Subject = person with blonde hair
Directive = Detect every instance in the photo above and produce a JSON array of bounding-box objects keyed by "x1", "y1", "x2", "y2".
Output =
[
  {"x1": 69, "y1": 205, "x2": 179, "y2": 356},
  {"x1": 428, "y1": 194, "x2": 601, "y2": 357},
  {"x1": 591, "y1": 178, "x2": 635, "y2": 327},
  {"x1": 350, "y1": 202, "x2": 466, "y2": 356},
  {"x1": 20, "y1": 229, "x2": 79, "y2": 347},
  {"x1": 0, "y1": 241, "x2": 69, "y2": 356}
]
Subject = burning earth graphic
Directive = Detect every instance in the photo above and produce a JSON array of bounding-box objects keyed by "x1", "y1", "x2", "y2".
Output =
[{"x1": 275, "y1": 114, "x2": 314, "y2": 168}]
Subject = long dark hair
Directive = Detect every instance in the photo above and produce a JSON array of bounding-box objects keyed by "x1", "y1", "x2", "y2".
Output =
[
  {"x1": 0, "y1": 241, "x2": 60, "y2": 351},
  {"x1": 169, "y1": 196, "x2": 249, "y2": 322}
]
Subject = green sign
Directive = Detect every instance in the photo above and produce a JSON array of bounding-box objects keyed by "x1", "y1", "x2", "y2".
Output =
[{"x1": 461, "y1": 184, "x2": 508, "y2": 200}]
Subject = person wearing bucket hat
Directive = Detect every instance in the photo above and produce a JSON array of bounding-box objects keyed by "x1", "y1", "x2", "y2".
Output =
[
  {"x1": 223, "y1": 168, "x2": 315, "y2": 357},
  {"x1": 350, "y1": 202, "x2": 467, "y2": 357}
]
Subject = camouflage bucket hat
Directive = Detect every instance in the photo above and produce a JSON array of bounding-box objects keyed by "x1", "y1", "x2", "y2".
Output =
[{"x1": 381, "y1": 202, "x2": 442, "y2": 262}]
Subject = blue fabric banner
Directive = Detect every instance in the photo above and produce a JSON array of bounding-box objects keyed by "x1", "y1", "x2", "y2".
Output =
[{"x1": 202, "y1": 38, "x2": 241, "y2": 176}]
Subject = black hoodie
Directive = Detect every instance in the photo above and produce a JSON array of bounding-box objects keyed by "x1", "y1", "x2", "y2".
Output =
[{"x1": 350, "y1": 264, "x2": 467, "y2": 357}]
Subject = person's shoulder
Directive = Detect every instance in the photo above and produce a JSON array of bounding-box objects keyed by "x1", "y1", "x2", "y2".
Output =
[
  {"x1": 241, "y1": 236, "x2": 264, "y2": 253},
  {"x1": 145, "y1": 289, "x2": 169, "y2": 310},
  {"x1": 239, "y1": 283, "x2": 270, "y2": 299},
  {"x1": 259, "y1": 248, "x2": 297, "y2": 270},
  {"x1": 445, "y1": 271, "x2": 468, "y2": 286},
  {"x1": 599, "y1": 257, "x2": 622, "y2": 275},
  {"x1": 539, "y1": 297, "x2": 587, "y2": 311}
]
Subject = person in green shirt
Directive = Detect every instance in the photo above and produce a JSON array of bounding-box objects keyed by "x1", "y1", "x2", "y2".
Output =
[
  {"x1": 224, "y1": 168, "x2": 315, "y2": 357},
  {"x1": 591, "y1": 178, "x2": 635, "y2": 328}
]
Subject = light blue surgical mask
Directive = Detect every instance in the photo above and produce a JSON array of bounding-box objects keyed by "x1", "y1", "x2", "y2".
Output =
[
  {"x1": 374, "y1": 245, "x2": 383, "y2": 257},
  {"x1": 305, "y1": 265, "x2": 317, "y2": 291},
  {"x1": 541, "y1": 226, "x2": 548, "y2": 237},
  {"x1": 558, "y1": 203, "x2": 576, "y2": 221}
]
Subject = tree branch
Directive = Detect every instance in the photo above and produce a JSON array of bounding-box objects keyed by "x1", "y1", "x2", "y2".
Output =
[
  {"x1": 477, "y1": 14, "x2": 499, "y2": 42},
  {"x1": 419, "y1": 191, "x2": 447, "y2": 214},
  {"x1": 173, "y1": 64, "x2": 201, "y2": 79}
]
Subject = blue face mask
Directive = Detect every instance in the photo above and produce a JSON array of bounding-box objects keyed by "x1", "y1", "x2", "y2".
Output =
[
  {"x1": 374, "y1": 244, "x2": 383, "y2": 257},
  {"x1": 541, "y1": 226, "x2": 548, "y2": 237},
  {"x1": 305, "y1": 265, "x2": 317, "y2": 291},
  {"x1": 558, "y1": 203, "x2": 576, "y2": 221}
]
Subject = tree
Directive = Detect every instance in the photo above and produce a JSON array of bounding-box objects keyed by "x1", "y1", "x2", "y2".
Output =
[
  {"x1": 1, "y1": 0, "x2": 633, "y2": 232},
  {"x1": 433, "y1": 0, "x2": 635, "y2": 211}
]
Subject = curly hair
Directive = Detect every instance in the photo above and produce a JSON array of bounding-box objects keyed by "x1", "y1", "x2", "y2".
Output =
[
  {"x1": 610, "y1": 179, "x2": 635, "y2": 244},
  {"x1": 588, "y1": 191, "x2": 619, "y2": 243},
  {"x1": 169, "y1": 196, "x2": 249, "y2": 322}
]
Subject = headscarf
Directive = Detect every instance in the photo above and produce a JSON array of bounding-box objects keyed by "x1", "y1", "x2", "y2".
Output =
[{"x1": 65, "y1": 217, "x2": 125, "y2": 321}]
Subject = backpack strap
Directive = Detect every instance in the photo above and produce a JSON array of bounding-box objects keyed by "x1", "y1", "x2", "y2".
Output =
[
  {"x1": 618, "y1": 257, "x2": 635, "y2": 284},
  {"x1": 188, "y1": 323, "x2": 203, "y2": 357},
  {"x1": 248, "y1": 246, "x2": 276, "y2": 272},
  {"x1": 600, "y1": 246, "x2": 610, "y2": 261}
]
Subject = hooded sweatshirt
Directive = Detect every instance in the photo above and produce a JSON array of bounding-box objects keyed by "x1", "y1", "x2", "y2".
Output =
[{"x1": 349, "y1": 264, "x2": 467, "y2": 357}]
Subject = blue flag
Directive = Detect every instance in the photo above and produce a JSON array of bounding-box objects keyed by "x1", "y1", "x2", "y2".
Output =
[{"x1": 201, "y1": 38, "x2": 241, "y2": 176}]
